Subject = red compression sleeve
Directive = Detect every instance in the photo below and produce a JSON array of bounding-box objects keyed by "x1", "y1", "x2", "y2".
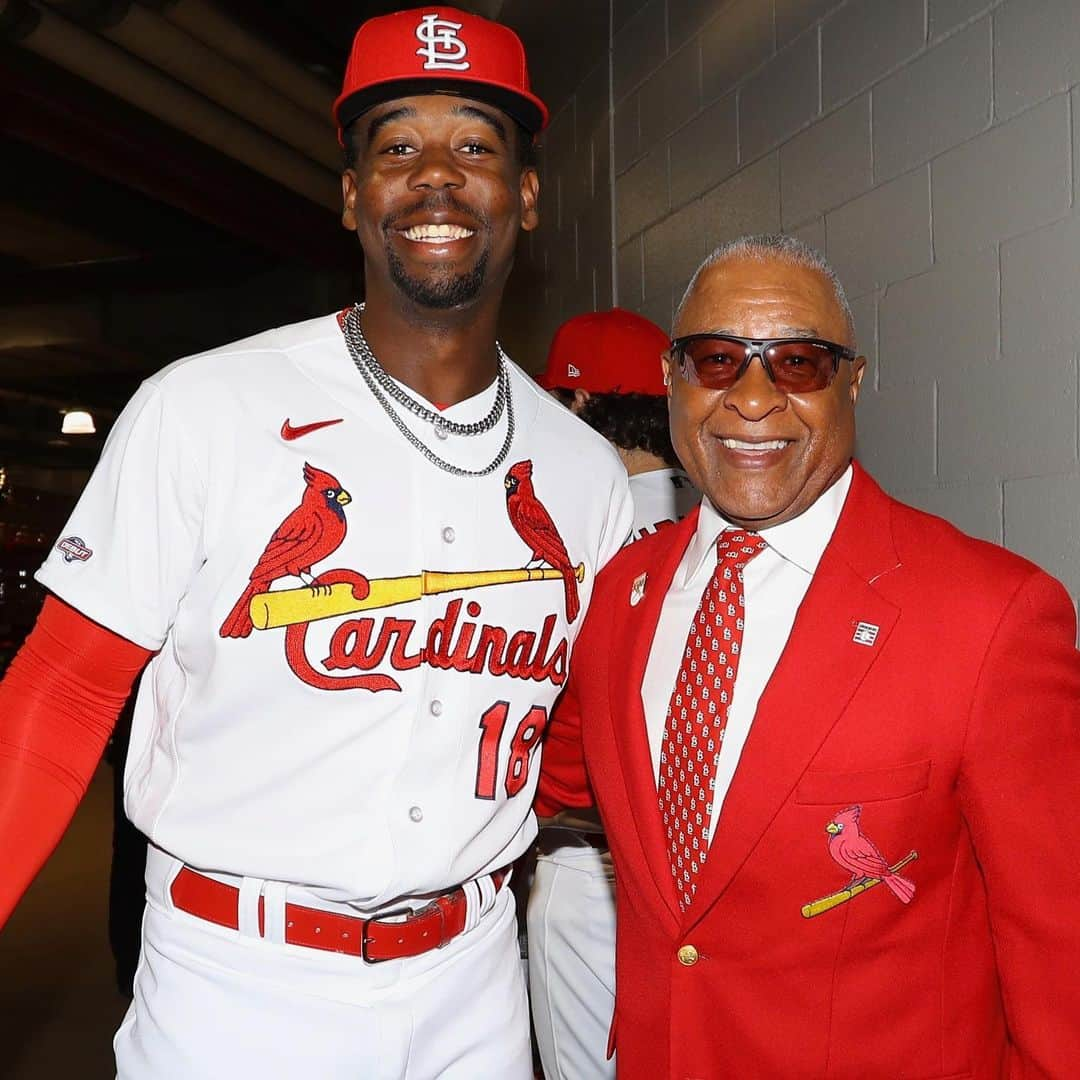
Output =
[{"x1": 0, "y1": 596, "x2": 151, "y2": 926}]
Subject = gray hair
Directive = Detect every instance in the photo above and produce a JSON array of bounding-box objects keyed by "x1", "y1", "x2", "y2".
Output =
[{"x1": 674, "y1": 233, "x2": 856, "y2": 343}]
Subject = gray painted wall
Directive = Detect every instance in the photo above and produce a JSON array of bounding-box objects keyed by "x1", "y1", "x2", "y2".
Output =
[{"x1": 518, "y1": 0, "x2": 1080, "y2": 611}]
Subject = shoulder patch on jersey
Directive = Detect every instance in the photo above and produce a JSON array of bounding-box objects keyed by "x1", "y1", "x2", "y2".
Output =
[{"x1": 56, "y1": 536, "x2": 93, "y2": 563}]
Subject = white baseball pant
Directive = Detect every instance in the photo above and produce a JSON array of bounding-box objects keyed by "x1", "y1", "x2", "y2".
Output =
[
  {"x1": 527, "y1": 845, "x2": 616, "y2": 1079},
  {"x1": 114, "y1": 846, "x2": 531, "y2": 1079}
]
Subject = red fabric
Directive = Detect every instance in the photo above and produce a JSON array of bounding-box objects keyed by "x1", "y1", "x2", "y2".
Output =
[
  {"x1": 169, "y1": 866, "x2": 506, "y2": 960},
  {"x1": 558, "y1": 463, "x2": 1080, "y2": 1078},
  {"x1": 0, "y1": 596, "x2": 151, "y2": 925},
  {"x1": 536, "y1": 308, "x2": 669, "y2": 395},
  {"x1": 658, "y1": 530, "x2": 765, "y2": 910},
  {"x1": 334, "y1": 6, "x2": 548, "y2": 136},
  {"x1": 534, "y1": 676, "x2": 593, "y2": 819}
]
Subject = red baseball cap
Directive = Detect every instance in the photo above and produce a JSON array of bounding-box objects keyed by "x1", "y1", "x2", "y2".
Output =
[
  {"x1": 334, "y1": 7, "x2": 549, "y2": 141},
  {"x1": 537, "y1": 308, "x2": 670, "y2": 397}
]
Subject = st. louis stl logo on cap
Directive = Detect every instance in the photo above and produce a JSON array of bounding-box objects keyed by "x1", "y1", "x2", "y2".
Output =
[{"x1": 416, "y1": 13, "x2": 470, "y2": 71}]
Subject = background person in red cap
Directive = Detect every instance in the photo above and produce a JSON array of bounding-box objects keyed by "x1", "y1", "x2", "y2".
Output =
[
  {"x1": 529, "y1": 308, "x2": 698, "y2": 1080},
  {"x1": 535, "y1": 309, "x2": 698, "y2": 544},
  {"x1": 0, "y1": 7, "x2": 633, "y2": 1078}
]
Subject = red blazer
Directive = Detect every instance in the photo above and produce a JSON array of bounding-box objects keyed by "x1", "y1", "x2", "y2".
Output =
[{"x1": 538, "y1": 463, "x2": 1080, "y2": 1079}]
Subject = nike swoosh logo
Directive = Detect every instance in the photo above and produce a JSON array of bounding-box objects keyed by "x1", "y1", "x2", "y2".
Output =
[{"x1": 281, "y1": 417, "x2": 344, "y2": 441}]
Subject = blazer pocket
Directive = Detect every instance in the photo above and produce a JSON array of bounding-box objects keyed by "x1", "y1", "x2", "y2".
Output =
[
  {"x1": 794, "y1": 758, "x2": 932, "y2": 805},
  {"x1": 905, "y1": 1074, "x2": 971, "y2": 1080}
]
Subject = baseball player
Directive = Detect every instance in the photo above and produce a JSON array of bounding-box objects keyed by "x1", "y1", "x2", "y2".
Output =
[
  {"x1": 529, "y1": 309, "x2": 699, "y2": 1079},
  {"x1": 0, "y1": 9, "x2": 632, "y2": 1078}
]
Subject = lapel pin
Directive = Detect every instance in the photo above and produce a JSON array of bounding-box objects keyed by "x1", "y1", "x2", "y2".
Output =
[
  {"x1": 630, "y1": 572, "x2": 647, "y2": 606},
  {"x1": 852, "y1": 621, "x2": 879, "y2": 647}
]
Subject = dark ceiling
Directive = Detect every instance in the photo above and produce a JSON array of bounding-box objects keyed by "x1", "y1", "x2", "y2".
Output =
[{"x1": 0, "y1": 0, "x2": 611, "y2": 471}]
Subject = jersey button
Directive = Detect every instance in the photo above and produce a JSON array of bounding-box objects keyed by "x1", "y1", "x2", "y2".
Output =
[
  {"x1": 677, "y1": 944, "x2": 699, "y2": 966},
  {"x1": 430, "y1": 699, "x2": 443, "y2": 716},
  {"x1": 441, "y1": 526, "x2": 456, "y2": 544},
  {"x1": 409, "y1": 806, "x2": 424, "y2": 823}
]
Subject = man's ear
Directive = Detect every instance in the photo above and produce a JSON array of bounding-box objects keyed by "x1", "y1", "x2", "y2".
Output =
[
  {"x1": 341, "y1": 171, "x2": 359, "y2": 231},
  {"x1": 662, "y1": 353, "x2": 673, "y2": 399},
  {"x1": 519, "y1": 167, "x2": 540, "y2": 233},
  {"x1": 571, "y1": 388, "x2": 590, "y2": 414},
  {"x1": 849, "y1": 356, "x2": 867, "y2": 405}
]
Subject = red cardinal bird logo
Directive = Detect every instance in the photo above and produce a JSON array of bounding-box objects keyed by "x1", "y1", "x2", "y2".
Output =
[
  {"x1": 504, "y1": 459, "x2": 580, "y2": 623},
  {"x1": 219, "y1": 462, "x2": 352, "y2": 639},
  {"x1": 826, "y1": 805, "x2": 916, "y2": 904}
]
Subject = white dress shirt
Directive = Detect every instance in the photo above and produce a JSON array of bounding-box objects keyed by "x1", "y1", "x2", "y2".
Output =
[{"x1": 641, "y1": 465, "x2": 853, "y2": 843}]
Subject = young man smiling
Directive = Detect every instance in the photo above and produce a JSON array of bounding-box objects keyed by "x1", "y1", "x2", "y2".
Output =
[
  {"x1": 538, "y1": 234, "x2": 1080, "y2": 1078},
  {"x1": 0, "y1": 8, "x2": 631, "y2": 1077}
]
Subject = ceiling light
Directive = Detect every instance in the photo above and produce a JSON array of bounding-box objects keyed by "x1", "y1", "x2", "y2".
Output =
[{"x1": 61, "y1": 410, "x2": 96, "y2": 435}]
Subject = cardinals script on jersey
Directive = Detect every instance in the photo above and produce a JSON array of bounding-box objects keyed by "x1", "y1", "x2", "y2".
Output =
[
  {"x1": 214, "y1": 456, "x2": 576, "y2": 695},
  {"x1": 36, "y1": 314, "x2": 631, "y2": 907}
]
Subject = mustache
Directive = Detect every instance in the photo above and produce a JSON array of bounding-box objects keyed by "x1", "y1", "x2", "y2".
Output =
[{"x1": 381, "y1": 194, "x2": 491, "y2": 232}]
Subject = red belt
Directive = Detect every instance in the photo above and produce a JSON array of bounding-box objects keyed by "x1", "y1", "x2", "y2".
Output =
[{"x1": 170, "y1": 866, "x2": 506, "y2": 962}]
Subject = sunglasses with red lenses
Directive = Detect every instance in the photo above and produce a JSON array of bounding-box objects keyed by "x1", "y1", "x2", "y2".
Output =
[{"x1": 670, "y1": 334, "x2": 856, "y2": 394}]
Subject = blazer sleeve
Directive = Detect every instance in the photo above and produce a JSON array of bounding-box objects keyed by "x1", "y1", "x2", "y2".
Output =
[
  {"x1": 536, "y1": 575, "x2": 620, "y2": 819},
  {"x1": 535, "y1": 669, "x2": 594, "y2": 818},
  {"x1": 958, "y1": 568, "x2": 1080, "y2": 1074}
]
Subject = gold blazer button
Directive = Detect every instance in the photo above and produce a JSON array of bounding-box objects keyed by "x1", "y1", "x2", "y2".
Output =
[{"x1": 677, "y1": 944, "x2": 699, "y2": 966}]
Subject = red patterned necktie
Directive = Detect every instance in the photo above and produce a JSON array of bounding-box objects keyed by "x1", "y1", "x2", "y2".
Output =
[{"x1": 658, "y1": 528, "x2": 768, "y2": 910}]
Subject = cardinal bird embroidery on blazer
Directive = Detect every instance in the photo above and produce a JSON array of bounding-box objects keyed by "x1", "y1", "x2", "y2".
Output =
[
  {"x1": 504, "y1": 459, "x2": 581, "y2": 623},
  {"x1": 826, "y1": 805, "x2": 916, "y2": 904},
  {"x1": 219, "y1": 462, "x2": 352, "y2": 639}
]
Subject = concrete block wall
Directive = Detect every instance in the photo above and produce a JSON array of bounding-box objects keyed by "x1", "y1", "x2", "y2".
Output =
[
  {"x1": 502, "y1": 56, "x2": 614, "y2": 371},
  {"x1": 604, "y1": 0, "x2": 1080, "y2": 607}
]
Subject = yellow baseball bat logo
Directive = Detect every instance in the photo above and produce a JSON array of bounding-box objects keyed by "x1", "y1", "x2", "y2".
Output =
[
  {"x1": 250, "y1": 564, "x2": 586, "y2": 631},
  {"x1": 800, "y1": 851, "x2": 919, "y2": 918}
]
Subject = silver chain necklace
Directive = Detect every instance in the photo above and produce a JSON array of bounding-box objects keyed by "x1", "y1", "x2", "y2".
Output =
[{"x1": 342, "y1": 303, "x2": 515, "y2": 478}]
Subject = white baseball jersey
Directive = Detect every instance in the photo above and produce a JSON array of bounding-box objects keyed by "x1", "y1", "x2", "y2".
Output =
[
  {"x1": 528, "y1": 464, "x2": 698, "y2": 1080},
  {"x1": 37, "y1": 312, "x2": 632, "y2": 909},
  {"x1": 623, "y1": 467, "x2": 700, "y2": 545}
]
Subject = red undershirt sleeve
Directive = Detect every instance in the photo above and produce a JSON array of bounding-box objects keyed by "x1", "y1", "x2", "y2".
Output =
[{"x1": 0, "y1": 596, "x2": 152, "y2": 926}]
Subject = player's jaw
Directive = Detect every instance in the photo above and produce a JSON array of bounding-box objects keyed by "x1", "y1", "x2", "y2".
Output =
[{"x1": 382, "y1": 196, "x2": 493, "y2": 309}]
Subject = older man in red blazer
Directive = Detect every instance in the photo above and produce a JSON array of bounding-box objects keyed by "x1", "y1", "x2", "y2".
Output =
[{"x1": 537, "y1": 234, "x2": 1080, "y2": 1079}]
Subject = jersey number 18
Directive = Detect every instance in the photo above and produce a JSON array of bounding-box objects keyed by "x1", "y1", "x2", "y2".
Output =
[{"x1": 474, "y1": 702, "x2": 548, "y2": 800}]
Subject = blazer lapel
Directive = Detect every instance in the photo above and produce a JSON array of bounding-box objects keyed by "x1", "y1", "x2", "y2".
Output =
[
  {"x1": 609, "y1": 509, "x2": 700, "y2": 924},
  {"x1": 685, "y1": 464, "x2": 902, "y2": 929}
]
